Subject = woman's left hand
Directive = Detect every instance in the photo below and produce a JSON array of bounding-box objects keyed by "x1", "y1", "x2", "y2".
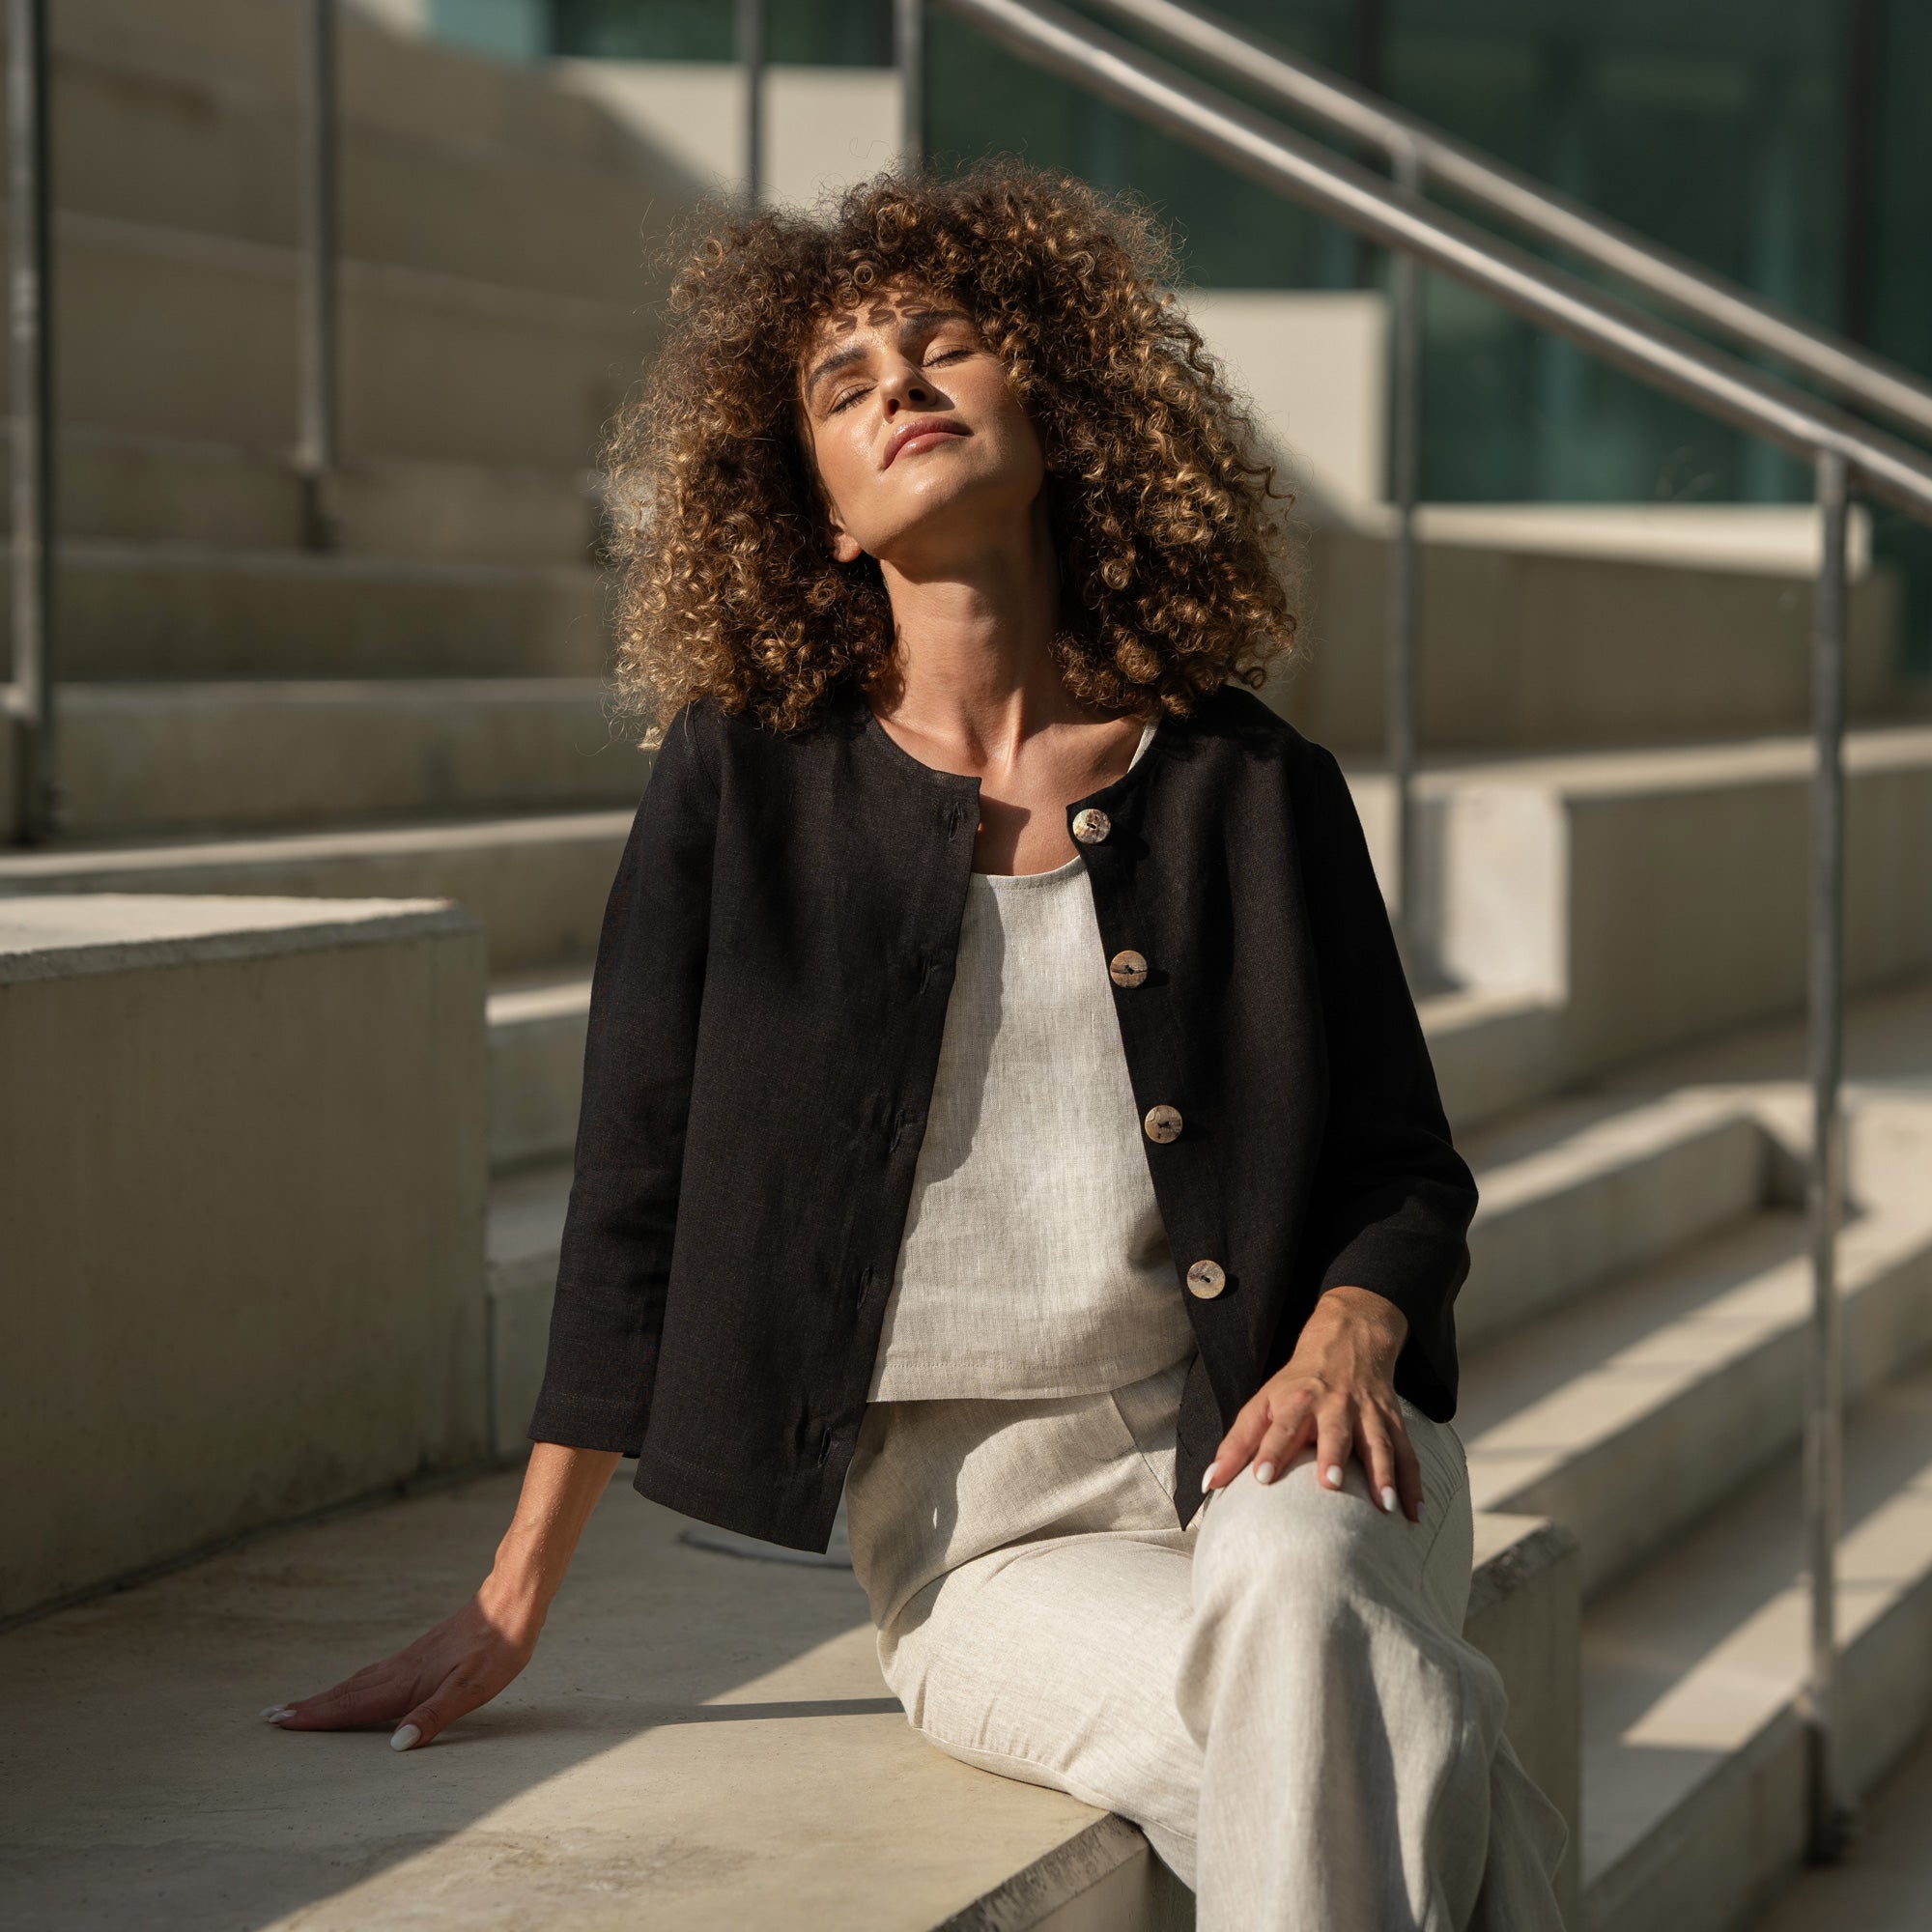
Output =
[{"x1": 1202, "y1": 1285, "x2": 1423, "y2": 1522}]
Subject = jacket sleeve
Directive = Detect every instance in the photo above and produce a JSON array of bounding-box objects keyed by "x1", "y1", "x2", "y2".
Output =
[
  {"x1": 526, "y1": 699, "x2": 720, "y2": 1453},
  {"x1": 1289, "y1": 741, "x2": 1478, "y2": 1419}
]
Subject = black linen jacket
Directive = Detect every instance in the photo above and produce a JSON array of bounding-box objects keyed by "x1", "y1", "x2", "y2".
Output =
[{"x1": 527, "y1": 679, "x2": 1479, "y2": 1553}]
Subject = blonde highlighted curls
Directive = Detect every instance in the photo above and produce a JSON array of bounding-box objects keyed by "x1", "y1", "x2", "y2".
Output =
[{"x1": 603, "y1": 161, "x2": 1305, "y2": 743}]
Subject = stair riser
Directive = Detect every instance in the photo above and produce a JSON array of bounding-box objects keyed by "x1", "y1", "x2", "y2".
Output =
[
  {"x1": 1350, "y1": 742, "x2": 1932, "y2": 1085},
  {"x1": 0, "y1": 827, "x2": 630, "y2": 972},
  {"x1": 1278, "y1": 526, "x2": 1906, "y2": 753},
  {"x1": 1491, "y1": 1237, "x2": 1932, "y2": 1602},
  {"x1": 3, "y1": 218, "x2": 650, "y2": 468},
  {"x1": 10, "y1": 433, "x2": 597, "y2": 563},
  {"x1": 28, "y1": 552, "x2": 609, "y2": 680},
  {"x1": 57, "y1": 686, "x2": 650, "y2": 836},
  {"x1": 491, "y1": 1001, "x2": 591, "y2": 1175},
  {"x1": 1462, "y1": 1116, "x2": 1770, "y2": 1350}
]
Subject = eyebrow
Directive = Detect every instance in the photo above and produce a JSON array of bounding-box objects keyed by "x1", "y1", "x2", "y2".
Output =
[{"x1": 803, "y1": 307, "x2": 976, "y2": 403}]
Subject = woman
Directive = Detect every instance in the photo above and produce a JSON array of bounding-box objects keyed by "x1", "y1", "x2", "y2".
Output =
[{"x1": 264, "y1": 164, "x2": 1570, "y2": 1928}]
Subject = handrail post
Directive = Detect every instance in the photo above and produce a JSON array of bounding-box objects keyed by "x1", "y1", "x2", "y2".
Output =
[
  {"x1": 1385, "y1": 139, "x2": 1421, "y2": 965},
  {"x1": 6, "y1": 0, "x2": 55, "y2": 843},
  {"x1": 897, "y1": 0, "x2": 926, "y2": 174},
  {"x1": 296, "y1": 0, "x2": 338, "y2": 552},
  {"x1": 738, "y1": 0, "x2": 766, "y2": 209},
  {"x1": 1801, "y1": 446, "x2": 1855, "y2": 1864}
]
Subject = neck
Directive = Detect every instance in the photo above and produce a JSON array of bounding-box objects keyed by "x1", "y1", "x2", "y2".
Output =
[{"x1": 868, "y1": 491, "x2": 1089, "y2": 758}]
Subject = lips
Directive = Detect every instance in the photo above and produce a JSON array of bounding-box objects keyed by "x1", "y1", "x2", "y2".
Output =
[{"x1": 883, "y1": 416, "x2": 968, "y2": 468}]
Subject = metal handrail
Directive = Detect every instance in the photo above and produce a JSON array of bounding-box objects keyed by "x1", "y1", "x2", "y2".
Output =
[
  {"x1": 3, "y1": 0, "x2": 54, "y2": 842},
  {"x1": 933, "y1": 0, "x2": 1895, "y2": 1863},
  {"x1": 943, "y1": 0, "x2": 1932, "y2": 522},
  {"x1": 1087, "y1": 0, "x2": 1932, "y2": 448}
]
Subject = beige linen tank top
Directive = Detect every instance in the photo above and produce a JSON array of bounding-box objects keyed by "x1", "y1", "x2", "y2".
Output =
[{"x1": 867, "y1": 719, "x2": 1198, "y2": 1401}]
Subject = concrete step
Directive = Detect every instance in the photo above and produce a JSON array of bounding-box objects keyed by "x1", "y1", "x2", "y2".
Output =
[
  {"x1": 1579, "y1": 1356, "x2": 1932, "y2": 1932},
  {"x1": 1350, "y1": 726, "x2": 1932, "y2": 1087},
  {"x1": 53, "y1": 681, "x2": 650, "y2": 838},
  {"x1": 1458, "y1": 1090, "x2": 1778, "y2": 1350},
  {"x1": 36, "y1": 5, "x2": 695, "y2": 306},
  {"x1": 489, "y1": 974, "x2": 593, "y2": 1176},
  {"x1": 13, "y1": 428, "x2": 598, "y2": 563},
  {"x1": 47, "y1": 0, "x2": 696, "y2": 193},
  {"x1": 20, "y1": 542, "x2": 607, "y2": 680},
  {"x1": 11, "y1": 211, "x2": 649, "y2": 467},
  {"x1": 0, "y1": 810, "x2": 633, "y2": 973},
  {"x1": 1459, "y1": 1194, "x2": 1932, "y2": 1602},
  {"x1": 1272, "y1": 520, "x2": 1909, "y2": 753},
  {"x1": 0, "y1": 1428, "x2": 1578, "y2": 1929}
]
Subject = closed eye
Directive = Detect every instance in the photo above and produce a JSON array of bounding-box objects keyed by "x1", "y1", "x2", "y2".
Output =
[{"x1": 828, "y1": 384, "x2": 872, "y2": 414}]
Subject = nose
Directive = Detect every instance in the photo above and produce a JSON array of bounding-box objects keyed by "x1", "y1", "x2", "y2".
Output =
[{"x1": 880, "y1": 358, "x2": 940, "y2": 413}]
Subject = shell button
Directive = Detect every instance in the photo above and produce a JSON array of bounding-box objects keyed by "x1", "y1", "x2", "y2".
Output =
[
  {"x1": 1108, "y1": 949, "x2": 1149, "y2": 988},
  {"x1": 1071, "y1": 807, "x2": 1112, "y2": 845},
  {"x1": 1185, "y1": 1259, "x2": 1227, "y2": 1299},
  {"x1": 1143, "y1": 1103, "x2": 1183, "y2": 1144}
]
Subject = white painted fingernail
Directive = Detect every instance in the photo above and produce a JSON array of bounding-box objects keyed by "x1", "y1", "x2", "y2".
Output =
[
  {"x1": 1201, "y1": 1464, "x2": 1216, "y2": 1493},
  {"x1": 1325, "y1": 1463, "x2": 1344, "y2": 1489},
  {"x1": 1255, "y1": 1462, "x2": 1275, "y2": 1486},
  {"x1": 390, "y1": 1724, "x2": 421, "y2": 1752},
  {"x1": 1380, "y1": 1486, "x2": 1398, "y2": 1513},
  {"x1": 260, "y1": 1705, "x2": 294, "y2": 1723}
]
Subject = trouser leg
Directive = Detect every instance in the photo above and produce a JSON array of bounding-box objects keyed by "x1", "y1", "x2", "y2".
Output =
[{"x1": 1179, "y1": 1396, "x2": 1569, "y2": 1931}]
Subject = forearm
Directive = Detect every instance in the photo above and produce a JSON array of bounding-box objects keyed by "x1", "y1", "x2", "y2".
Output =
[{"x1": 479, "y1": 1441, "x2": 622, "y2": 1639}]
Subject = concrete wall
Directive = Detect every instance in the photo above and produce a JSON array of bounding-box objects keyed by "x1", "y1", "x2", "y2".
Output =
[{"x1": 0, "y1": 895, "x2": 487, "y2": 1621}]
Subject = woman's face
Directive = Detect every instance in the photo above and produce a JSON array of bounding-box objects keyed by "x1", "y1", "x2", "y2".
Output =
[{"x1": 797, "y1": 283, "x2": 1047, "y2": 569}]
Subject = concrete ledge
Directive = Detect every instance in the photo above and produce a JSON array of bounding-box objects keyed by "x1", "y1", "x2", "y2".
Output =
[
  {"x1": 0, "y1": 810, "x2": 633, "y2": 971},
  {"x1": 0, "y1": 893, "x2": 487, "y2": 1620},
  {"x1": 0, "y1": 1467, "x2": 1581, "y2": 1929}
]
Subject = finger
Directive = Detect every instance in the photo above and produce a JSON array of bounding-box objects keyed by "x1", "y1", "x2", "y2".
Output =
[
  {"x1": 1205, "y1": 1398, "x2": 1272, "y2": 1492},
  {"x1": 389, "y1": 1657, "x2": 506, "y2": 1753},
  {"x1": 1250, "y1": 1403, "x2": 1316, "y2": 1486},
  {"x1": 1315, "y1": 1402, "x2": 1355, "y2": 1495},
  {"x1": 271, "y1": 1662, "x2": 418, "y2": 1732},
  {"x1": 1358, "y1": 1410, "x2": 1402, "y2": 1516}
]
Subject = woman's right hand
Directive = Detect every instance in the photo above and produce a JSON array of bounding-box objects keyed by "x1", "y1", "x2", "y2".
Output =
[
  {"x1": 260, "y1": 1577, "x2": 545, "y2": 1750},
  {"x1": 260, "y1": 1441, "x2": 623, "y2": 1751}
]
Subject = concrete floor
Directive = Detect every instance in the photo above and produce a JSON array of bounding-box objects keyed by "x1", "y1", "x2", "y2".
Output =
[{"x1": 0, "y1": 1465, "x2": 1111, "y2": 1930}]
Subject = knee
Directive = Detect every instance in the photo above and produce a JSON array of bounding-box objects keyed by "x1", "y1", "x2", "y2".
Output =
[{"x1": 1196, "y1": 1467, "x2": 1369, "y2": 1627}]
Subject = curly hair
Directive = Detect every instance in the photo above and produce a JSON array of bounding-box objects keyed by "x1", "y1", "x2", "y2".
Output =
[{"x1": 603, "y1": 160, "x2": 1305, "y2": 743}]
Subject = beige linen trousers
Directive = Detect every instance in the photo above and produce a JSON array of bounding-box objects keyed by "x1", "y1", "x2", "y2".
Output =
[{"x1": 843, "y1": 1354, "x2": 1571, "y2": 1929}]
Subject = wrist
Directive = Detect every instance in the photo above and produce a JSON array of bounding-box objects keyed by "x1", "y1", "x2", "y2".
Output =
[
  {"x1": 479, "y1": 1544, "x2": 560, "y2": 1644},
  {"x1": 1307, "y1": 1284, "x2": 1408, "y2": 1355}
]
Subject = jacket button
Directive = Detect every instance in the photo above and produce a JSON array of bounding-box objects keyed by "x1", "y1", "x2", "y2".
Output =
[
  {"x1": 1143, "y1": 1103, "x2": 1182, "y2": 1144},
  {"x1": 1108, "y1": 949, "x2": 1148, "y2": 988},
  {"x1": 1071, "y1": 807, "x2": 1111, "y2": 845},
  {"x1": 1186, "y1": 1259, "x2": 1227, "y2": 1299}
]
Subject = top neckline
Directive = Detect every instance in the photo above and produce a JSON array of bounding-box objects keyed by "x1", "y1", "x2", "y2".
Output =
[{"x1": 974, "y1": 717, "x2": 1159, "y2": 885}]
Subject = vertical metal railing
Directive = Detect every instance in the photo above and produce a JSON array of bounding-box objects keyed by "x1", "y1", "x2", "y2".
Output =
[
  {"x1": 1383, "y1": 138, "x2": 1420, "y2": 962},
  {"x1": 738, "y1": 0, "x2": 766, "y2": 209},
  {"x1": 296, "y1": 0, "x2": 338, "y2": 551},
  {"x1": 1804, "y1": 447, "x2": 1853, "y2": 1861},
  {"x1": 897, "y1": 0, "x2": 926, "y2": 173},
  {"x1": 5, "y1": 0, "x2": 54, "y2": 843}
]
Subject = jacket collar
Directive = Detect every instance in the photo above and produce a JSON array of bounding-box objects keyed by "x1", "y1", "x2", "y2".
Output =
[{"x1": 836, "y1": 680, "x2": 1170, "y2": 816}]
